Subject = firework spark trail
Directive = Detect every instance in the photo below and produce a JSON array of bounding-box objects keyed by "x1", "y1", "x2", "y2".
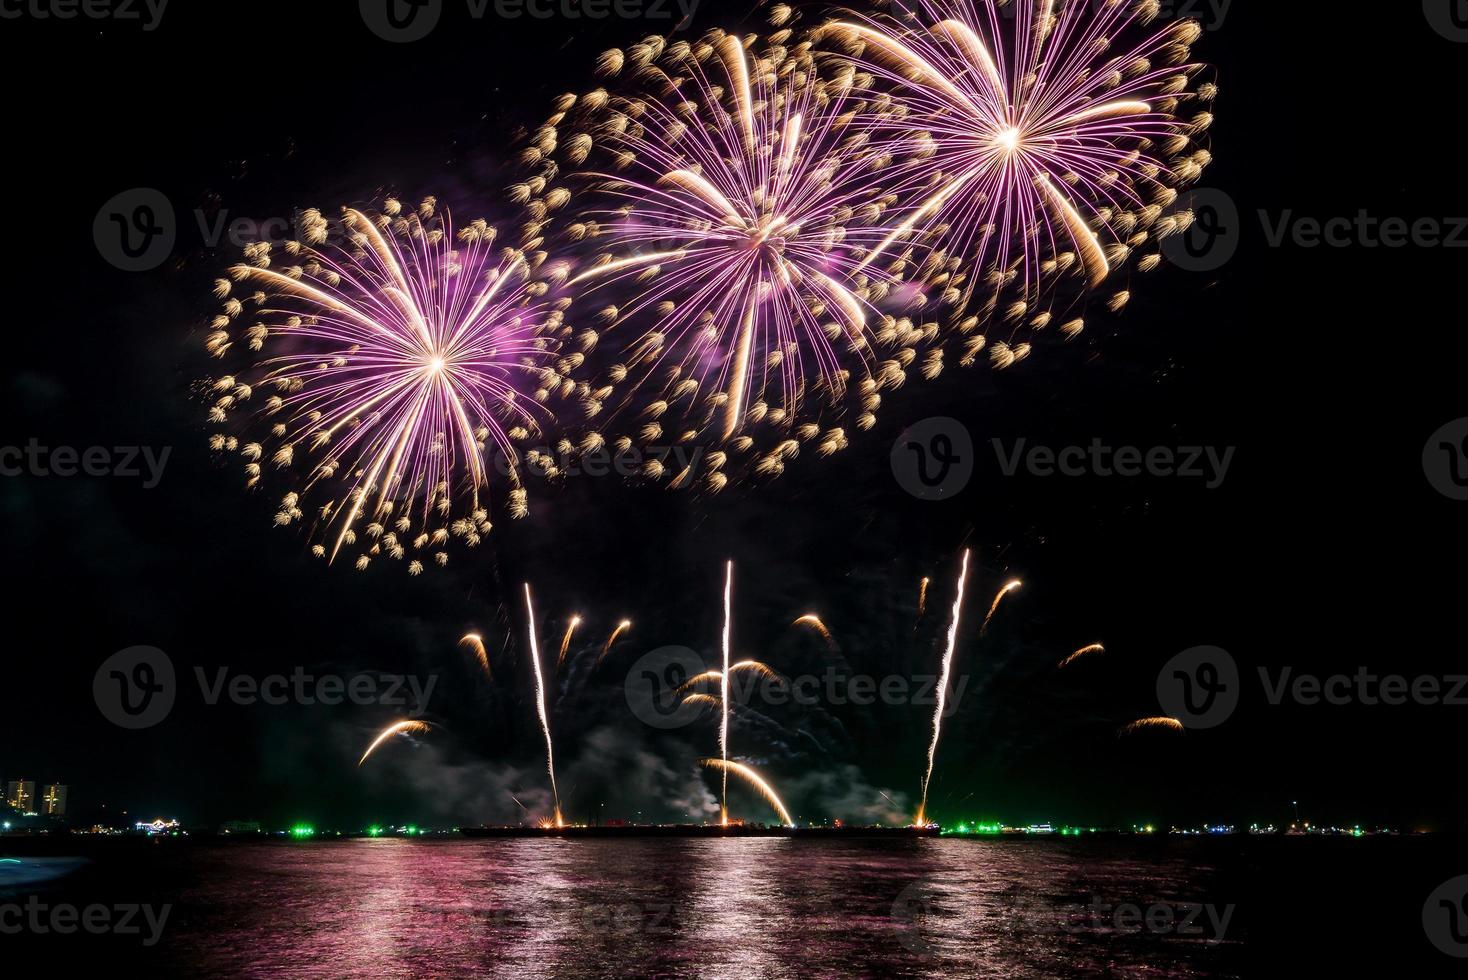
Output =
[
  {"x1": 721, "y1": 560, "x2": 733, "y2": 826},
  {"x1": 700, "y1": 759, "x2": 794, "y2": 827},
  {"x1": 460, "y1": 633, "x2": 491, "y2": 678},
  {"x1": 818, "y1": 1, "x2": 1213, "y2": 324},
  {"x1": 675, "y1": 661, "x2": 779, "y2": 697},
  {"x1": 523, "y1": 584, "x2": 564, "y2": 827},
  {"x1": 982, "y1": 579, "x2": 1023, "y2": 634},
  {"x1": 358, "y1": 720, "x2": 431, "y2": 766},
  {"x1": 917, "y1": 576, "x2": 930, "y2": 619},
  {"x1": 205, "y1": 202, "x2": 559, "y2": 574},
  {"x1": 557, "y1": 615, "x2": 582, "y2": 672},
  {"x1": 793, "y1": 614, "x2": 835, "y2": 650},
  {"x1": 596, "y1": 619, "x2": 632, "y2": 668},
  {"x1": 1119, "y1": 716, "x2": 1184, "y2": 736},
  {"x1": 1058, "y1": 642, "x2": 1105, "y2": 669},
  {"x1": 916, "y1": 549, "x2": 970, "y2": 825}
]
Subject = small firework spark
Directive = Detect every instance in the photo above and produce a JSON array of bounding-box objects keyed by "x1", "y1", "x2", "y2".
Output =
[
  {"x1": 523, "y1": 584, "x2": 564, "y2": 827},
  {"x1": 596, "y1": 619, "x2": 633, "y2": 668},
  {"x1": 460, "y1": 633, "x2": 492, "y2": 678},
  {"x1": 1119, "y1": 716, "x2": 1185, "y2": 736},
  {"x1": 203, "y1": 200, "x2": 565, "y2": 573},
  {"x1": 358, "y1": 720, "x2": 431, "y2": 766},
  {"x1": 1058, "y1": 642, "x2": 1105, "y2": 669}
]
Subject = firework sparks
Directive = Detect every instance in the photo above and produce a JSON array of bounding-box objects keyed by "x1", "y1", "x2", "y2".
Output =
[
  {"x1": 357, "y1": 720, "x2": 431, "y2": 766},
  {"x1": 596, "y1": 619, "x2": 632, "y2": 668},
  {"x1": 819, "y1": 1, "x2": 1213, "y2": 339},
  {"x1": 205, "y1": 201, "x2": 563, "y2": 572},
  {"x1": 700, "y1": 759, "x2": 794, "y2": 827},
  {"x1": 793, "y1": 613, "x2": 835, "y2": 650},
  {"x1": 540, "y1": 31, "x2": 919, "y2": 485},
  {"x1": 981, "y1": 578, "x2": 1022, "y2": 633},
  {"x1": 1119, "y1": 716, "x2": 1185, "y2": 736},
  {"x1": 1058, "y1": 642, "x2": 1105, "y2": 669},
  {"x1": 460, "y1": 633, "x2": 491, "y2": 678},
  {"x1": 523, "y1": 584, "x2": 564, "y2": 827},
  {"x1": 917, "y1": 576, "x2": 930, "y2": 619},
  {"x1": 557, "y1": 615, "x2": 582, "y2": 672},
  {"x1": 675, "y1": 660, "x2": 779, "y2": 697},
  {"x1": 916, "y1": 549, "x2": 970, "y2": 825}
]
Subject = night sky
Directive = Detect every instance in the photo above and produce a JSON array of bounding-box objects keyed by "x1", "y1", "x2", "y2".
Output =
[{"x1": 4, "y1": 0, "x2": 1466, "y2": 833}]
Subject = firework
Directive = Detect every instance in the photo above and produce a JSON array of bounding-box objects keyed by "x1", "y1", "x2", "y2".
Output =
[
  {"x1": 538, "y1": 31, "x2": 922, "y2": 486},
  {"x1": 675, "y1": 660, "x2": 779, "y2": 697},
  {"x1": 1119, "y1": 716, "x2": 1184, "y2": 736},
  {"x1": 917, "y1": 576, "x2": 930, "y2": 619},
  {"x1": 981, "y1": 578, "x2": 1022, "y2": 633},
  {"x1": 818, "y1": 0, "x2": 1213, "y2": 346},
  {"x1": 1058, "y1": 642, "x2": 1105, "y2": 669},
  {"x1": 204, "y1": 200, "x2": 565, "y2": 573},
  {"x1": 700, "y1": 759, "x2": 794, "y2": 827},
  {"x1": 916, "y1": 549, "x2": 970, "y2": 825},
  {"x1": 793, "y1": 613, "x2": 835, "y2": 650},
  {"x1": 523, "y1": 584, "x2": 564, "y2": 826},
  {"x1": 358, "y1": 719, "x2": 431, "y2": 766},
  {"x1": 460, "y1": 633, "x2": 491, "y2": 678},
  {"x1": 721, "y1": 559, "x2": 733, "y2": 825},
  {"x1": 557, "y1": 615, "x2": 582, "y2": 672},
  {"x1": 596, "y1": 619, "x2": 633, "y2": 668}
]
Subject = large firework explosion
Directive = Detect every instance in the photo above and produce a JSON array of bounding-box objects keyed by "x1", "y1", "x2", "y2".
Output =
[
  {"x1": 813, "y1": 0, "x2": 1215, "y2": 362},
  {"x1": 202, "y1": 199, "x2": 573, "y2": 573},
  {"x1": 519, "y1": 29, "x2": 937, "y2": 489}
]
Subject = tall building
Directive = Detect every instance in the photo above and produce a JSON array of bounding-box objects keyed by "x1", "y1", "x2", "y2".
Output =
[
  {"x1": 5, "y1": 780, "x2": 36, "y2": 814},
  {"x1": 41, "y1": 784, "x2": 67, "y2": 817}
]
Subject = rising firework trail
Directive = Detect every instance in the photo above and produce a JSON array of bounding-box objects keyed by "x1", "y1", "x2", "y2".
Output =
[
  {"x1": 916, "y1": 549, "x2": 970, "y2": 825},
  {"x1": 596, "y1": 619, "x2": 632, "y2": 668},
  {"x1": 720, "y1": 560, "x2": 733, "y2": 826},
  {"x1": 981, "y1": 579, "x2": 1022, "y2": 633},
  {"x1": 1058, "y1": 642, "x2": 1105, "y2": 669},
  {"x1": 917, "y1": 577, "x2": 930, "y2": 619},
  {"x1": 523, "y1": 584, "x2": 564, "y2": 827},
  {"x1": 700, "y1": 759, "x2": 794, "y2": 827},
  {"x1": 557, "y1": 615, "x2": 582, "y2": 672},
  {"x1": 357, "y1": 720, "x2": 431, "y2": 766},
  {"x1": 460, "y1": 633, "x2": 491, "y2": 678}
]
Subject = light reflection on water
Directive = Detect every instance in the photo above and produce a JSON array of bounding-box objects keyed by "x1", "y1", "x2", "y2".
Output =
[{"x1": 163, "y1": 838, "x2": 1236, "y2": 978}]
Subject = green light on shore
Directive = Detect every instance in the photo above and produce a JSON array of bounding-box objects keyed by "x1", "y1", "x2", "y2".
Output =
[
  {"x1": 290, "y1": 825, "x2": 315, "y2": 838},
  {"x1": 367, "y1": 826, "x2": 383, "y2": 837}
]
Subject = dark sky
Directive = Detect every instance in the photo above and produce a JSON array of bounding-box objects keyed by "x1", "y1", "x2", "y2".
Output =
[{"x1": 4, "y1": 0, "x2": 1466, "y2": 832}]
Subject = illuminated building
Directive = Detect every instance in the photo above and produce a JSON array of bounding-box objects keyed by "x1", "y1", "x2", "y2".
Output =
[
  {"x1": 41, "y1": 783, "x2": 67, "y2": 817},
  {"x1": 4, "y1": 780, "x2": 36, "y2": 814}
]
